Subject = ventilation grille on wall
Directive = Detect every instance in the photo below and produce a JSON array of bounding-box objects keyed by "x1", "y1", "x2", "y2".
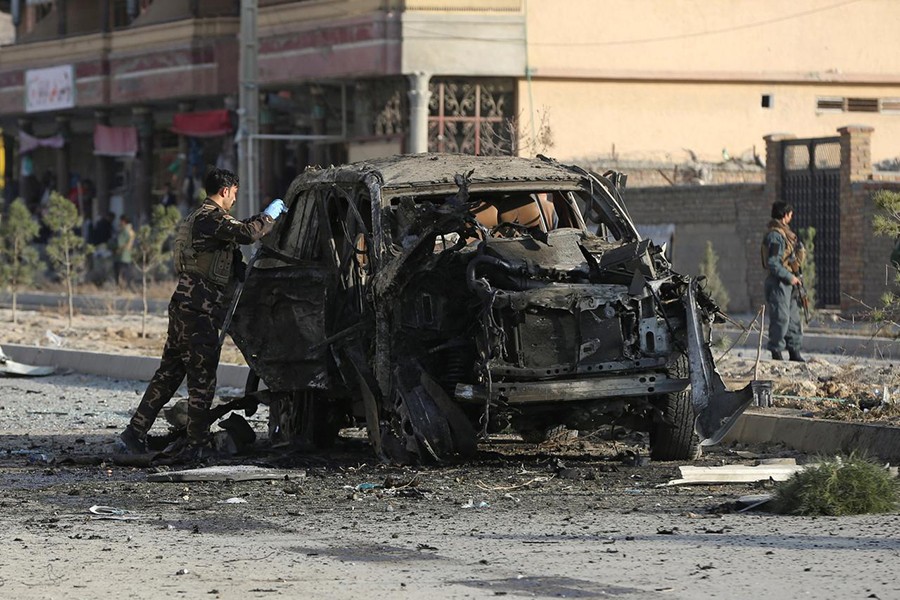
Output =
[
  {"x1": 816, "y1": 96, "x2": 896, "y2": 113},
  {"x1": 882, "y1": 98, "x2": 900, "y2": 114}
]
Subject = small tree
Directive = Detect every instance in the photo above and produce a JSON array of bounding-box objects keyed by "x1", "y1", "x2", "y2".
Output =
[
  {"x1": 798, "y1": 226, "x2": 818, "y2": 312},
  {"x1": 0, "y1": 198, "x2": 43, "y2": 323},
  {"x1": 873, "y1": 190, "x2": 900, "y2": 325},
  {"x1": 698, "y1": 240, "x2": 729, "y2": 312},
  {"x1": 43, "y1": 192, "x2": 93, "y2": 329},
  {"x1": 134, "y1": 204, "x2": 181, "y2": 337}
]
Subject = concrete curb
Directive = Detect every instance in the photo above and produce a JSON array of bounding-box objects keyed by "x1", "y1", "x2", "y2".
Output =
[
  {"x1": 1, "y1": 344, "x2": 251, "y2": 389},
  {"x1": 723, "y1": 411, "x2": 900, "y2": 463}
]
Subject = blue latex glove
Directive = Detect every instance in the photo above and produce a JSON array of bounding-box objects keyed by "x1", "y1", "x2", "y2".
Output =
[{"x1": 263, "y1": 198, "x2": 287, "y2": 219}]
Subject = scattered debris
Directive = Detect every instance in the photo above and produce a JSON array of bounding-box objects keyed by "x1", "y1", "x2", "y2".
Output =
[
  {"x1": 461, "y1": 499, "x2": 490, "y2": 509},
  {"x1": 45, "y1": 330, "x2": 64, "y2": 347},
  {"x1": 147, "y1": 465, "x2": 304, "y2": 483},
  {"x1": 0, "y1": 347, "x2": 54, "y2": 377},
  {"x1": 88, "y1": 505, "x2": 142, "y2": 521},
  {"x1": 736, "y1": 494, "x2": 774, "y2": 512},
  {"x1": 664, "y1": 459, "x2": 808, "y2": 486},
  {"x1": 218, "y1": 497, "x2": 248, "y2": 504}
]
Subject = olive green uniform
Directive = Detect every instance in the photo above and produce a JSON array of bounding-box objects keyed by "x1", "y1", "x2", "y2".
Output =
[
  {"x1": 129, "y1": 200, "x2": 275, "y2": 442},
  {"x1": 763, "y1": 221, "x2": 803, "y2": 354}
]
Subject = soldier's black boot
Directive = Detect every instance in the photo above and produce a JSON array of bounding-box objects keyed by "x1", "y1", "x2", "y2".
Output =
[
  {"x1": 770, "y1": 350, "x2": 784, "y2": 361},
  {"x1": 788, "y1": 350, "x2": 806, "y2": 363},
  {"x1": 118, "y1": 425, "x2": 148, "y2": 454}
]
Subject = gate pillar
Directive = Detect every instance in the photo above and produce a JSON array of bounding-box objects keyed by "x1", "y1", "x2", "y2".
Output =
[
  {"x1": 838, "y1": 125, "x2": 874, "y2": 313},
  {"x1": 764, "y1": 133, "x2": 795, "y2": 205}
]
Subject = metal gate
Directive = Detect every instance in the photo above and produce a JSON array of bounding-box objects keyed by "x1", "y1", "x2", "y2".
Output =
[{"x1": 781, "y1": 137, "x2": 842, "y2": 306}]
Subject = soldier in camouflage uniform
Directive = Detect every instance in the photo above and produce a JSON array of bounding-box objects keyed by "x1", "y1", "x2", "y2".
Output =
[
  {"x1": 119, "y1": 167, "x2": 287, "y2": 456},
  {"x1": 762, "y1": 201, "x2": 806, "y2": 362}
]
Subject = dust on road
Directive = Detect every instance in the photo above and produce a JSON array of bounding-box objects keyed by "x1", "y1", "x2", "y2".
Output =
[{"x1": 1, "y1": 372, "x2": 899, "y2": 600}]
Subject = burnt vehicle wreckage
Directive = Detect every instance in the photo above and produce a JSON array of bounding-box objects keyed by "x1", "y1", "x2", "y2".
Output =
[{"x1": 225, "y1": 154, "x2": 755, "y2": 463}]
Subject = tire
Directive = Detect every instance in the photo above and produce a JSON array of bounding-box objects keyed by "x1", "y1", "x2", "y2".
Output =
[
  {"x1": 267, "y1": 390, "x2": 346, "y2": 449},
  {"x1": 649, "y1": 353, "x2": 701, "y2": 461}
]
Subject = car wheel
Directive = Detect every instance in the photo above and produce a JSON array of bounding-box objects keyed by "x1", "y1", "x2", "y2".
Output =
[
  {"x1": 267, "y1": 391, "x2": 345, "y2": 449},
  {"x1": 649, "y1": 353, "x2": 701, "y2": 461}
]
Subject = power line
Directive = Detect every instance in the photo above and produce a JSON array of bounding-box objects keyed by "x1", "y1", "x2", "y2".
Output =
[{"x1": 403, "y1": 0, "x2": 866, "y2": 47}]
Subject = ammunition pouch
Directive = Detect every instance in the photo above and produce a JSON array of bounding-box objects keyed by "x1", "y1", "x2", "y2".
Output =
[{"x1": 173, "y1": 209, "x2": 235, "y2": 287}]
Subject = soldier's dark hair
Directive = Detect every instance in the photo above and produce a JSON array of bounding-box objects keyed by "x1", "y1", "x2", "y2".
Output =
[
  {"x1": 771, "y1": 201, "x2": 794, "y2": 220},
  {"x1": 204, "y1": 167, "x2": 239, "y2": 196}
]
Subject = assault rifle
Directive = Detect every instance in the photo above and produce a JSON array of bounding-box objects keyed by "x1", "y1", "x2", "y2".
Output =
[{"x1": 797, "y1": 277, "x2": 811, "y2": 325}]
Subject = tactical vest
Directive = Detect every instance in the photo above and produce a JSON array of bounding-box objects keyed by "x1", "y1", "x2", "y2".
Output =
[
  {"x1": 760, "y1": 223, "x2": 804, "y2": 274},
  {"x1": 173, "y1": 208, "x2": 234, "y2": 287}
]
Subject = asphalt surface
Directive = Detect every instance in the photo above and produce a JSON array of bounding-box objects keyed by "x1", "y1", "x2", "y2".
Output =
[{"x1": 0, "y1": 372, "x2": 899, "y2": 599}]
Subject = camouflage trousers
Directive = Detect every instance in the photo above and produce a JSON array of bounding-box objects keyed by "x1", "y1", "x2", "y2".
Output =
[{"x1": 129, "y1": 301, "x2": 222, "y2": 441}]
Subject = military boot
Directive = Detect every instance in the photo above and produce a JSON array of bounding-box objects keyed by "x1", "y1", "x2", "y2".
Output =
[
  {"x1": 788, "y1": 350, "x2": 806, "y2": 363},
  {"x1": 118, "y1": 425, "x2": 148, "y2": 454},
  {"x1": 770, "y1": 350, "x2": 784, "y2": 361}
]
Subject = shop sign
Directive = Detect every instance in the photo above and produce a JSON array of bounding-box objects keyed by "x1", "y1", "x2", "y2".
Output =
[{"x1": 25, "y1": 65, "x2": 75, "y2": 113}]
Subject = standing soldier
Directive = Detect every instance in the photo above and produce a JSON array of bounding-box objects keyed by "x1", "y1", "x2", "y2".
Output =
[
  {"x1": 118, "y1": 167, "x2": 287, "y2": 458},
  {"x1": 762, "y1": 201, "x2": 806, "y2": 362}
]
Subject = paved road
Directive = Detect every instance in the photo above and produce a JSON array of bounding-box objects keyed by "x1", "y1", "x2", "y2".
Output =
[{"x1": 0, "y1": 373, "x2": 898, "y2": 599}]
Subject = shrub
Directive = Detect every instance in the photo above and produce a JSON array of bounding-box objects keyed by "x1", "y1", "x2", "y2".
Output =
[
  {"x1": 798, "y1": 226, "x2": 817, "y2": 312},
  {"x1": 0, "y1": 198, "x2": 43, "y2": 323},
  {"x1": 773, "y1": 454, "x2": 899, "y2": 516},
  {"x1": 43, "y1": 192, "x2": 93, "y2": 328},
  {"x1": 698, "y1": 240, "x2": 729, "y2": 312}
]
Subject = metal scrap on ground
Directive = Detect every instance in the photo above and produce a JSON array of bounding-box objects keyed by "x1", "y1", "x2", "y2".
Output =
[
  {"x1": 147, "y1": 464, "x2": 304, "y2": 483},
  {"x1": 0, "y1": 347, "x2": 54, "y2": 377},
  {"x1": 664, "y1": 458, "x2": 808, "y2": 486}
]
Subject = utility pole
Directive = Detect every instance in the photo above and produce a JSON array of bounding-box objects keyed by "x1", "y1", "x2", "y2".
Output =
[{"x1": 237, "y1": 0, "x2": 259, "y2": 221}]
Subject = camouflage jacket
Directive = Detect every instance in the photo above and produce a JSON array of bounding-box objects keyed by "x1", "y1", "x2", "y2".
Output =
[{"x1": 171, "y1": 200, "x2": 275, "y2": 321}]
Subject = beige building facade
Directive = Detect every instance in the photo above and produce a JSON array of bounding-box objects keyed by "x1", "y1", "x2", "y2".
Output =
[{"x1": 522, "y1": 0, "x2": 900, "y2": 164}]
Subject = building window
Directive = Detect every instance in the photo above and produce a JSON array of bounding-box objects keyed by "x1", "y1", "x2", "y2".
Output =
[
  {"x1": 761, "y1": 94, "x2": 772, "y2": 109},
  {"x1": 428, "y1": 79, "x2": 515, "y2": 156}
]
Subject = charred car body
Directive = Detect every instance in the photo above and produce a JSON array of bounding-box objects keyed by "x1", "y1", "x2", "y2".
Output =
[{"x1": 230, "y1": 154, "x2": 753, "y2": 462}]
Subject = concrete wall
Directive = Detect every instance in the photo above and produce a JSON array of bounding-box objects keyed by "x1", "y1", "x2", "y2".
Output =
[
  {"x1": 847, "y1": 181, "x2": 900, "y2": 314},
  {"x1": 623, "y1": 184, "x2": 767, "y2": 313}
]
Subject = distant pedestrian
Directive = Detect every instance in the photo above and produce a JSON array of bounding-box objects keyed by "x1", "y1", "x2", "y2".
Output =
[
  {"x1": 114, "y1": 215, "x2": 135, "y2": 289},
  {"x1": 92, "y1": 211, "x2": 115, "y2": 246},
  {"x1": 761, "y1": 201, "x2": 805, "y2": 362},
  {"x1": 161, "y1": 182, "x2": 177, "y2": 209}
]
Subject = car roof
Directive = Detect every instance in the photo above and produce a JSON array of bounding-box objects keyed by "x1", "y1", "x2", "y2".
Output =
[{"x1": 298, "y1": 153, "x2": 585, "y2": 191}]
